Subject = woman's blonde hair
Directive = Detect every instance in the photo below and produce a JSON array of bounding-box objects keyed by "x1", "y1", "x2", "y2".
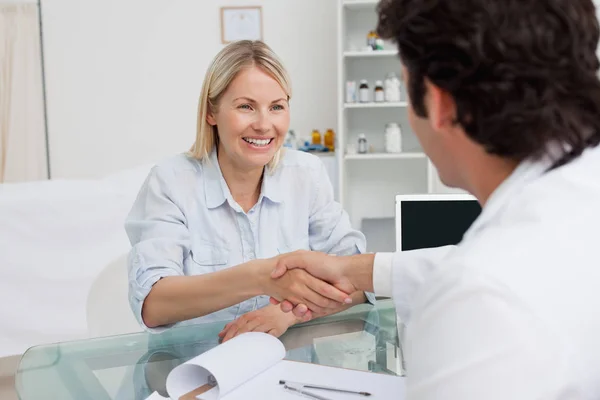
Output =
[{"x1": 188, "y1": 40, "x2": 292, "y2": 170}]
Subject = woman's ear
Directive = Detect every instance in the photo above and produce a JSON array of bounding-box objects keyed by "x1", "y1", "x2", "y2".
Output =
[{"x1": 206, "y1": 112, "x2": 216, "y2": 126}]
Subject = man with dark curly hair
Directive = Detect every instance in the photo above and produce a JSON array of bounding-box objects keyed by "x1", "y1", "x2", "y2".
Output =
[{"x1": 269, "y1": 0, "x2": 600, "y2": 398}]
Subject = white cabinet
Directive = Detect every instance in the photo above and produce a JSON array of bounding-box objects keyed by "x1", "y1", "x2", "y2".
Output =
[{"x1": 336, "y1": 0, "x2": 463, "y2": 230}]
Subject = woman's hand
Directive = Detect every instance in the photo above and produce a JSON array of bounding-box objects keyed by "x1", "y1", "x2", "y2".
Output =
[
  {"x1": 218, "y1": 304, "x2": 308, "y2": 343},
  {"x1": 269, "y1": 250, "x2": 373, "y2": 319},
  {"x1": 256, "y1": 255, "x2": 353, "y2": 314},
  {"x1": 271, "y1": 290, "x2": 368, "y2": 320}
]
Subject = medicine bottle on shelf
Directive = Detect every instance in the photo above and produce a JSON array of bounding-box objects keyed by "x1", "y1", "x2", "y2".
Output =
[
  {"x1": 384, "y1": 72, "x2": 402, "y2": 102},
  {"x1": 384, "y1": 123, "x2": 402, "y2": 153},
  {"x1": 357, "y1": 134, "x2": 368, "y2": 154},
  {"x1": 359, "y1": 80, "x2": 370, "y2": 103},
  {"x1": 346, "y1": 81, "x2": 357, "y2": 103},
  {"x1": 367, "y1": 30, "x2": 378, "y2": 50},
  {"x1": 374, "y1": 81, "x2": 385, "y2": 102},
  {"x1": 324, "y1": 129, "x2": 335, "y2": 152},
  {"x1": 284, "y1": 129, "x2": 297, "y2": 149},
  {"x1": 311, "y1": 129, "x2": 321, "y2": 145}
]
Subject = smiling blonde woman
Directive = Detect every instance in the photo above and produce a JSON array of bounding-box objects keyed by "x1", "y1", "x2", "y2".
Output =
[{"x1": 125, "y1": 40, "x2": 374, "y2": 342}]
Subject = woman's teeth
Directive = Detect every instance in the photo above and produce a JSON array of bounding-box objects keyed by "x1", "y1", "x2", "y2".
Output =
[{"x1": 243, "y1": 138, "x2": 272, "y2": 146}]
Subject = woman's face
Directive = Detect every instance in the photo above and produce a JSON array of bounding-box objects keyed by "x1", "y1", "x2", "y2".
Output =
[{"x1": 207, "y1": 66, "x2": 290, "y2": 171}]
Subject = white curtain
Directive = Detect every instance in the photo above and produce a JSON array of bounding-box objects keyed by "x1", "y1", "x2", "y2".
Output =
[{"x1": 0, "y1": 3, "x2": 47, "y2": 183}]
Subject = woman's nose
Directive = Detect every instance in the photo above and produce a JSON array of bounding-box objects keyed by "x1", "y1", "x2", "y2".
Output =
[{"x1": 251, "y1": 111, "x2": 271, "y2": 133}]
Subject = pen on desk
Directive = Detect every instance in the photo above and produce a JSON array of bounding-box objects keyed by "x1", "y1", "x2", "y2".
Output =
[
  {"x1": 279, "y1": 380, "x2": 372, "y2": 397},
  {"x1": 283, "y1": 384, "x2": 332, "y2": 400}
]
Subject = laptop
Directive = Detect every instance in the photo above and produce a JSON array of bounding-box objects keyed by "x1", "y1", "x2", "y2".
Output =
[{"x1": 395, "y1": 194, "x2": 482, "y2": 251}]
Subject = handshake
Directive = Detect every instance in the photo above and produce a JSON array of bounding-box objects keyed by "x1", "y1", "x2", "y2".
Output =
[{"x1": 257, "y1": 250, "x2": 375, "y2": 320}]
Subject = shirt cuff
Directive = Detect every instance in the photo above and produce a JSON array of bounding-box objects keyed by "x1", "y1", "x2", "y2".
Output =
[
  {"x1": 130, "y1": 261, "x2": 181, "y2": 334},
  {"x1": 364, "y1": 291, "x2": 377, "y2": 305},
  {"x1": 373, "y1": 252, "x2": 394, "y2": 297},
  {"x1": 131, "y1": 274, "x2": 178, "y2": 334}
]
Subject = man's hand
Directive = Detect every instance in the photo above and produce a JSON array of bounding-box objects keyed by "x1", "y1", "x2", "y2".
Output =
[
  {"x1": 270, "y1": 251, "x2": 375, "y2": 318},
  {"x1": 269, "y1": 250, "x2": 357, "y2": 317},
  {"x1": 271, "y1": 250, "x2": 356, "y2": 291},
  {"x1": 257, "y1": 255, "x2": 353, "y2": 315},
  {"x1": 217, "y1": 304, "x2": 309, "y2": 343}
]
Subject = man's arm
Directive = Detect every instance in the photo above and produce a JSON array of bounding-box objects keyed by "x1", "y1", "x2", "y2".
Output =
[
  {"x1": 370, "y1": 246, "x2": 454, "y2": 322},
  {"x1": 271, "y1": 246, "x2": 454, "y2": 322}
]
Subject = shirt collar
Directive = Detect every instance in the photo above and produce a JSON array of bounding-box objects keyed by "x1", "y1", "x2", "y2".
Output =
[
  {"x1": 203, "y1": 148, "x2": 283, "y2": 209},
  {"x1": 259, "y1": 164, "x2": 283, "y2": 204},
  {"x1": 203, "y1": 150, "x2": 228, "y2": 209}
]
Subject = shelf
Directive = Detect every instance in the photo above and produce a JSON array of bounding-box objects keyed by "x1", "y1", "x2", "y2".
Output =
[
  {"x1": 344, "y1": 102, "x2": 408, "y2": 109},
  {"x1": 343, "y1": 0, "x2": 379, "y2": 9},
  {"x1": 344, "y1": 152, "x2": 426, "y2": 160},
  {"x1": 312, "y1": 152, "x2": 336, "y2": 157},
  {"x1": 338, "y1": 0, "x2": 438, "y2": 217},
  {"x1": 344, "y1": 50, "x2": 398, "y2": 58}
]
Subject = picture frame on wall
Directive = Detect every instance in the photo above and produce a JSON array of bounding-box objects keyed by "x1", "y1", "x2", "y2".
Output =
[{"x1": 220, "y1": 6, "x2": 263, "y2": 44}]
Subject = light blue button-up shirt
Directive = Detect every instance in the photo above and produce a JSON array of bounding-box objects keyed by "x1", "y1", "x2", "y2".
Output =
[{"x1": 125, "y1": 149, "x2": 372, "y2": 332}]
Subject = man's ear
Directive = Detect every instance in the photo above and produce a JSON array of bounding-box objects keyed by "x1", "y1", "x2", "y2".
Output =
[{"x1": 424, "y1": 79, "x2": 456, "y2": 133}]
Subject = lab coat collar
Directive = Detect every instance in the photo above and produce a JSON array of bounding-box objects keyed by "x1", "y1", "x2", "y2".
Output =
[{"x1": 463, "y1": 154, "x2": 553, "y2": 240}]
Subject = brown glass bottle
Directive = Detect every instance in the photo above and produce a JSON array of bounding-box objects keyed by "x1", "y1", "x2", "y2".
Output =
[{"x1": 324, "y1": 129, "x2": 335, "y2": 151}]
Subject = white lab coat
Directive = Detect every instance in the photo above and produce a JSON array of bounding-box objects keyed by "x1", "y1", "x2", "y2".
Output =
[{"x1": 374, "y1": 144, "x2": 600, "y2": 399}]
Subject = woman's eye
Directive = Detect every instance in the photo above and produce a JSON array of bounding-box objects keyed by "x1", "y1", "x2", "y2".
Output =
[
  {"x1": 272, "y1": 104, "x2": 285, "y2": 111},
  {"x1": 238, "y1": 104, "x2": 252, "y2": 110}
]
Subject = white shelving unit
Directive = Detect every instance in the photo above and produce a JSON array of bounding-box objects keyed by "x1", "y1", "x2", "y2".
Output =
[
  {"x1": 343, "y1": 50, "x2": 398, "y2": 58},
  {"x1": 336, "y1": 0, "x2": 461, "y2": 230},
  {"x1": 344, "y1": 152, "x2": 426, "y2": 160},
  {"x1": 342, "y1": 0, "x2": 380, "y2": 10},
  {"x1": 344, "y1": 101, "x2": 408, "y2": 109}
]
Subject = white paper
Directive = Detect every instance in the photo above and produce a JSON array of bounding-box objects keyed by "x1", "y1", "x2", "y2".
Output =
[
  {"x1": 144, "y1": 391, "x2": 168, "y2": 400},
  {"x1": 165, "y1": 332, "x2": 285, "y2": 400},
  {"x1": 221, "y1": 359, "x2": 405, "y2": 400},
  {"x1": 145, "y1": 332, "x2": 405, "y2": 400}
]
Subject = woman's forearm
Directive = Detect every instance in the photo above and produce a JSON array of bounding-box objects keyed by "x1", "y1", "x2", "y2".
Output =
[{"x1": 142, "y1": 261, "x2": 266, "y2": 328}]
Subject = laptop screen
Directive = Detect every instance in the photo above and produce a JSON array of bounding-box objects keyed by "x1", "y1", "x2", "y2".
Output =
[{"x1": 397, "y1": 197, "x2": 482, "y2": 251}]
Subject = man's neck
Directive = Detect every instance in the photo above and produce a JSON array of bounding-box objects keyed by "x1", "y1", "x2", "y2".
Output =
[
  {"x1": 217, "y1": 151, "x2": 263, "y2": 212},
  {"x1": 464, "y1": 155, "x2": 520, "y2": 206}
]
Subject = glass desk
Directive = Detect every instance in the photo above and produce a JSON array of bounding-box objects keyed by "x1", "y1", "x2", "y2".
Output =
[{"x1": 15, "y1": 300, "x2": 403, "y2": 400}]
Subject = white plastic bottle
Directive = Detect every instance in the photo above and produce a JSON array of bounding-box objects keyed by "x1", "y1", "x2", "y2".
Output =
[
  {"x1": 346, "y1": 81, "x2": 357, "y2": 103},
  {"x1": 385, "y1": 123, "x2": 402, "y2": 153},
  {"x1": 384, "y1": 72, "x2": 401, "y2": 102}
]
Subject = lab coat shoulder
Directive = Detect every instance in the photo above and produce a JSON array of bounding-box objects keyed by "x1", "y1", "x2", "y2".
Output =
[
  {"x1": 405, "y1": 259, "x2": 565, "y2": 400},
  {"x1": 406, "y1": 146, "x2": 600, "y2": 398},
  {"x1": 448, "y1": 179, "x2": 600, "y2": 302}
]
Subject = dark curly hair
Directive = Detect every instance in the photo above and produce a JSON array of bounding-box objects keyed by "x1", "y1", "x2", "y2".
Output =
[{"x1": 377, "y1": 0, "x2": 600, "y2": 168}]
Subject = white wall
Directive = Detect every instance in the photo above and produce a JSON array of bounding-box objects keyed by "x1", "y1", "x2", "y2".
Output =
[{"x1": 41, "y1": 0, "x2": 337, "y2": 179}]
